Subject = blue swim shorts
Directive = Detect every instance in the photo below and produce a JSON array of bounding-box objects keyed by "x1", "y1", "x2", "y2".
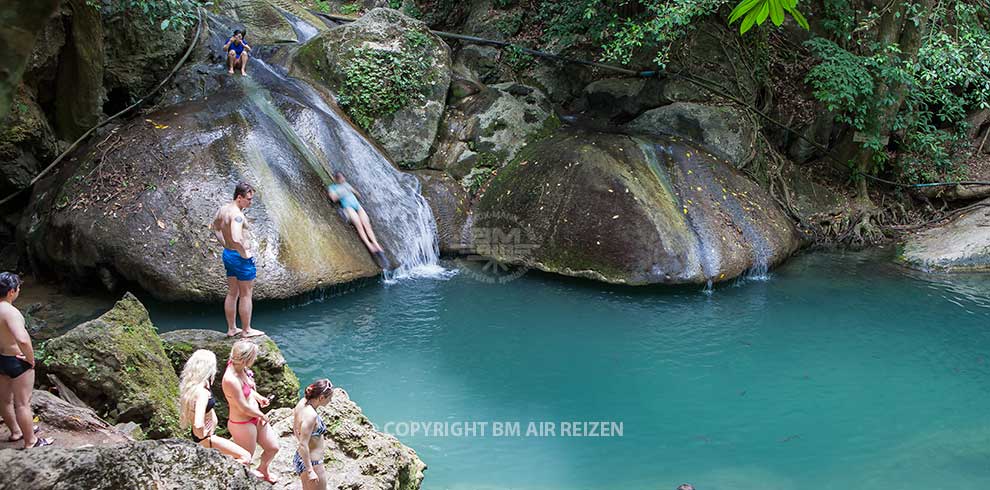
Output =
[{"x1": 223, "y1": 248, "x2": 256, "y2": 281}]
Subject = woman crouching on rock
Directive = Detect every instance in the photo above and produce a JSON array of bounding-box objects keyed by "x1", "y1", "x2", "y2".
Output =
[
  {"x1": 179, "y1": 349, "x2": 261, "y2": 475},
  {"x1": 223, "y1": 341, "x2": 280, "y2": 483},
  {"x1": 292, "y1": 379, "x2": 340, "y2": 490}
]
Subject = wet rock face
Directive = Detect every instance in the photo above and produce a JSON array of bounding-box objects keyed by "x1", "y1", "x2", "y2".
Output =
[
  {"x1": 0, "y1": 439, "x2": 269, "y2": 490},
  {"x1": 474, "y1": 130, "x2": 803, "y2": 285},
  {"x1": 266, "y1": 390, "x2": 426, "y2": 490},
  {"x1": 161, "y1": 329, "x2": 301, "y2": 425},
  {"x1": 414, "y1": 170, "x2": 471, "y2": 254},
  {"x1": 41, "y1": 293, "x2": 181, "y2": 438},
  {"x1": 20, "y1": 66, "x2": 380, "y2": 301},
  {"x1": 900, "y1": 199, "x2": 990, "y2": 272},
  {"x1": 293, "y1": 8, "x2": 451, "y2": 167}
]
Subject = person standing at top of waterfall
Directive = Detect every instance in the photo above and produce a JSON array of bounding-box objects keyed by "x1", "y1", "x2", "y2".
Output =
[
  {"x1": 224, "y1": 30, "x2": 251, "y2": 76},
  {"x1": 326, "y1": 172, "x2": 390, "y2": 268},
  {"x1": 210, "y1": 182, "x2": 264, "y2": 338},
  {"x1": 0, "y1": 273, "x2": 52, "y2": 448}
]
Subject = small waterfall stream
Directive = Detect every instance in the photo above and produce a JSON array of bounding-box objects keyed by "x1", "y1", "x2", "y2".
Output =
[{"x1": 206, "y1": 12, "x2": 447, "y2": 282}]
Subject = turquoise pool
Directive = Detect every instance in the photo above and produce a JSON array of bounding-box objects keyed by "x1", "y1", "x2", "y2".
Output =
[{"x1": 150, "y1": 251, "x2": 990, "y2": 490}]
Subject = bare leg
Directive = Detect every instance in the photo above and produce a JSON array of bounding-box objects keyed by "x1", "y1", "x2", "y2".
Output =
[
  {"x1": 238, "y1": 280, "x2": 263, "y2": 337},
  {"x1": 0, "y1": 376, "x2": 19, "y2": 440},
  {"x1": 224, "y1": 277, "x2": 241, "y2": 337},
  {"x1": 239, "y1": 52, "x2": 249, "y2": 76},
  {"x1": 207, "y1": 435, "x2": 259, "y2": 470},
  {"x1": 345, "y1": 208, "x2": 376, "y2": 253},
  {"x1": 357, "y1": 208, "x2": 383, "y2": 252},
  {"x1": 228, "y1": 421, "x2": 259, "y2": 461},
  {"x1": 227, "y1": 50, "x2": 237, "y2": 74},
  {"x1": 302, "y1": 464, "x2": 327, "y2": 490},
  {"x1": 12, "y1": 369, "x2": 36, "y2": 448},
  {"x1": 257, "y1": 422, "x2": 280, "y2": 483}
]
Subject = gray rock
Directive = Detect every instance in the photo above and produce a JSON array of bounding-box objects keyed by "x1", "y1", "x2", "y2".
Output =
[
  {"x1": 475, "y1": 130, "x2": 803, "y2": 285},
  {"x1": 414, "y1": 170, "x2": 471, "y2": 254},
  {"x1": 430, "y1": 83, "x2": 559, "y2": 182},
  {"x1": 20, "y1": 66, "x2": 381, "y2": 302},
  {"x1": 582, "y1": 77, "x2": 666, "y2": 120},
  {"x1": 900, "y1": 199, "x2": 990, "y2": 272},
  {"x1": 266, "y1": 390, "x2": 426, "y2": 490},
  {"x1": 625, "y1": 102, "x2": 757, "y2": 166},
  {"x1": 0, "y1": 86, "x2": 57, "y2": 195},
  {"x1": 453, "y1": 44, "x2": 500, "y2": 85},
  {"x1": 41, "y1": 293, "x2": 181, "y2": 438},
  {"x1": 0, "y1": 439, "x2": 269, "y2": 489},
  {"x1": 161, "y1": 329, "x2": 301, "y2": 426},
  {"x1": 293, "y1": 8, "x2": 451, "y2": 167}
]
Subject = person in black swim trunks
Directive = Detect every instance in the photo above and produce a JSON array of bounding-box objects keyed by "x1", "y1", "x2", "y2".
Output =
[
  {"x1": 0, "y1": 272, "x2": 51, "y2": 448},
  {"x1": 179, "y1": 349, "x2": 259, "y2": 473}
]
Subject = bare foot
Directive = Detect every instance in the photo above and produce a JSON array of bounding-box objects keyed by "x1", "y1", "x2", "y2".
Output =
[
  {"x1": 241, "y1": 71, "x2": 249, "y2": 76},
  {"x1": 225, "y1": 328, "x2": 243, "y2": 338},
  {"x1": 248, "y1": 468, "x2": 264, "y2": 479},
  {"x1": 241, "y1": 328, "x2": 265, "y2": 338},
  {"x1": 228, "y1": 68, "x2": 234, "y2": 74},
  {"x1": 260, "y1": 470, "x2": 277, "y2": 484}
]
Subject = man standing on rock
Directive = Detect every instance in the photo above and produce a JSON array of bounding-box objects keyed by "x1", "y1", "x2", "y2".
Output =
[
  {"x1": 0, "y1": 272, "x2": 52, "y2": 448},
  {"x1": 211, "y1": 182, "x2": 264, "y2": 338}
]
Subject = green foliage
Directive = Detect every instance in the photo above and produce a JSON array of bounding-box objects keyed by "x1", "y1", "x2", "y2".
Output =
[
  {"x1": 806, "y1": 2, "x2": 990, "y2": 183},
  {"x1": 88, "y1": 0, "x2": 205, "y2": 31},
  {"x1": 496, "y1": 11, "x2": 525, "y2": 36},
  {"x1": 728, "y1": 0, "x2": 808, "y2": 35},
  {"x1": 503, "y1": 44, "x2": 535, "y2": 72},
  {"x1": 339, "y1": 2, "x2": 360, "y2": 15},
  {"x1": 314, "y1": 0, "x2": 330, "y2": 13},
  {"x1": 336, "y1": 30, "x2": 435, "y2": 131},
  {"x1": 388, "y1": 0, "x2": 402, "y2": 8}
]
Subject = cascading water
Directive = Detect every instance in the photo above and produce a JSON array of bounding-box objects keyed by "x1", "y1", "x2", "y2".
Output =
[{"x1": 206, "y1": 12, "x2": 447, "y2": 282}]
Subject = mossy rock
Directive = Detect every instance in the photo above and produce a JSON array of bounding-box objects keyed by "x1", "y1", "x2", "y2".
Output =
[
  {"x1": 42, "y1": 293, "x2": 181, "y2": 438},
  {"x1": 474, "y1": 130, "x2": 803, "y2": 285},
  {"x1": 161, "y1": 329, "x2": 300, "y2": 428}
]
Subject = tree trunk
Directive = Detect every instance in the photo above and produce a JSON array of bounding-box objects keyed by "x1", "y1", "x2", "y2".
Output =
[{"x1": 846, "y1": 0, "x2": 936, "y2": 202}]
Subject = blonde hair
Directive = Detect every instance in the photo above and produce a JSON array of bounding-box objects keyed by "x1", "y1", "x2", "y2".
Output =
[
  {"x1": 229, "y1": 340, "x2": 258, "y2": 368},
  {"x1": 179, "y1": 349, "x2": 217, "y2": 429}
]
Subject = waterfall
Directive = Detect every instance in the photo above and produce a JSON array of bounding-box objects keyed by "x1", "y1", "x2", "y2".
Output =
[{"x1": 206, "y1": 12, "x2": 447, "y2": 282}]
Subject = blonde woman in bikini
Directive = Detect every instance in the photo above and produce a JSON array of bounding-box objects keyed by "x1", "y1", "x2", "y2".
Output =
[{"x1": 223, "y1": 341, "x2": 280, "y2": 483}]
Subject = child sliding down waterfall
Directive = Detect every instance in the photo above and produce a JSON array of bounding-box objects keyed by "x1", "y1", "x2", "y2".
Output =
[{"x1": 327, "y1": 172, "x2": 391, "y2": 269}]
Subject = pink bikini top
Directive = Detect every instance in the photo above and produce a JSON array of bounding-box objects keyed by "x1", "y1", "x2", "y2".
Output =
[{"x1": 228, "y1": 360, "x2": 255, "y2": 399}]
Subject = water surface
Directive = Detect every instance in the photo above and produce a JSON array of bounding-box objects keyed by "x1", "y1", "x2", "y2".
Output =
[{"x1": 150, "y1": 251, "x2": 990, "y2": 490}]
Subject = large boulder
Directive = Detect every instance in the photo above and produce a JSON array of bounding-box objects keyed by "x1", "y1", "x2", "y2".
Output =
[
  {"x1": 0, "y1": 439, "x2": 268, "y2": 489},
  {"x1": 213, "y1": 0, "x2": 327, "y2": 45},
  {"x1": 429, "y1": 83, "x2": 559, "y2": 183},
  {"x1": 293, "y1": 8, "x2": 451, "y2": 167},
  {"x1": 267, "y1": 390, "x2": 426, "y2": 490},
  {"x1": 20, "y1": 60, "x2": 383, "y2": 301},
  {"x1": 40, "y1": 293, "x2": 181, "y2": 438},
  {"x1": 580, "y1": 77, "x2": 666, "y2": 122},
  {"x1": 474, "y1": 130, "x2": 803, "y2": 285},
  {"x1": 0, "y1": 85, "x2": 58, "y2": 195},
  {"x1": 625, "y1": 102, "x2": 758, "y2": 166},
  {"x1": 161, "y1": 329, "x2": 300, "y2": 425},
  {"x1": 899, "y1": 200, "x2": 990, "y2": 272},
  {"x1": 0, "y1": 0, "x2": 60, "y2": 119}
]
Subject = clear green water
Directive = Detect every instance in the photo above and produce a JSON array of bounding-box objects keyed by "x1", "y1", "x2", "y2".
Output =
[{"x1": 149, "y1": 251, "x2": 990, "y2": 490}]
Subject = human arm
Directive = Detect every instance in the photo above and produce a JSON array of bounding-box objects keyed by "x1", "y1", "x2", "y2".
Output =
[
  {"x1": 327, "y1": 186, "x2": 340, "y2": 203},
  {"x1": 222, "y1": 373, "x2": 268, "y2": 422},
  {"x1": 209, "y1": 212, "x2": 226, "y2": 248},
  {"x1": 8, "y1": 311, "x2": 33, "y2": 366},
  {"x1": 229, "y1": 214, "x2": 250, "y2": 258},
  {"x1": 224, "y1": 37, "x2": 233, "y2": 51},
  {"x1": 296, "y1": 411, "x2": 318, "y2": 479},
  {"x1": 346, "y1": 183, "x2": 361, "y2": 199},
  {"x1": 193, "y1": 389, "x2": 209, "y2": 437}
]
